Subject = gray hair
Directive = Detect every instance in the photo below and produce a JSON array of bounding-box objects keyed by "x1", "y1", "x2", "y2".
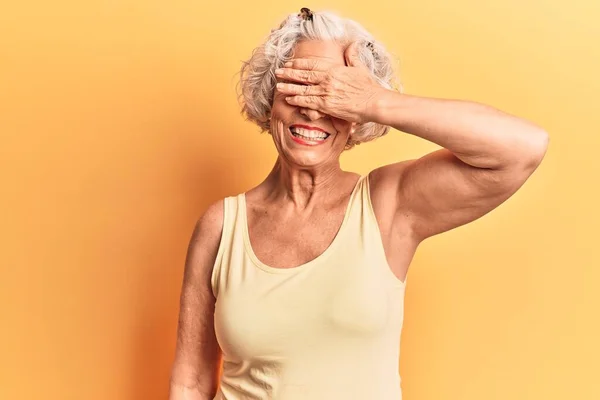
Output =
[{"x1": 236, "y1": 9, "x2": 403, "y2": 150}]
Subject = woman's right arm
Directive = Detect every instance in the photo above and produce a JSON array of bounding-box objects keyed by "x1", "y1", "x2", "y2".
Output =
[{"x1": 169, "y1": 200, "x2": 224, "y2": 400}]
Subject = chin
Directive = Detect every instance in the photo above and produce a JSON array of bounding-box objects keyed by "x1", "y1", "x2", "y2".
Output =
[{"x1": 282, "y1": 150, "x2": 329, "y2": 168}]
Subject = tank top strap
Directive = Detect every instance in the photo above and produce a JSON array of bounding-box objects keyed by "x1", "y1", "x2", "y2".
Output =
[
  {"x1": 210, "y1": 195, "x2": 239, "y2": 298},
  {"x1": 343, "y1": 174, "x2": 369, "y2": 223},
  {"x1": 357, "y1": 171, "x2": 378, "y2": 225},
  {"x1": 355, "y1": 171, "x2": 407, "y2": 287}
]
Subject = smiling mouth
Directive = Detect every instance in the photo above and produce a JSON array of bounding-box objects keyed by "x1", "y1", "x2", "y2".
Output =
[{"x1": 289, "y1": 126, "x2": 331, "y2": 143}]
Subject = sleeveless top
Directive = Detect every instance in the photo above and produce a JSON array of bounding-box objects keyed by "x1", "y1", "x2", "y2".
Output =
[{"x1": 211, "y1": 174, "x2": 407, "y2": 400}]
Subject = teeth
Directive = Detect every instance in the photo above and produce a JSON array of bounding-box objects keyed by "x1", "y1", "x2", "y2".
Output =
[{"x1": 290, "y1": 127, "x2": 329, "y2": 140}]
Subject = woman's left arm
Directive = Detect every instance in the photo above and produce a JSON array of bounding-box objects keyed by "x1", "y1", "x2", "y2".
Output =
[
  {"x1": 369, "y1": 91, "x2": 549, "y2": 241},
  {"x1": 275, "y1": 42, "x2": 549, "y2": 241}
]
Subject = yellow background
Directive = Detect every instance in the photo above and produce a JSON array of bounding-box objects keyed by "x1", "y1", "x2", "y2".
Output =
[{"x1": 1, "y1": 1, "x2": 598, "y2": 399}]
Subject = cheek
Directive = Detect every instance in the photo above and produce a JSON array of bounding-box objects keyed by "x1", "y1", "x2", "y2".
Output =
[
  {"x1": 271, "y1": 94, "x2": 295, "y2": 118},
  {"x1": 331, "y1": 118, "x2": 353, "y2": 135}
]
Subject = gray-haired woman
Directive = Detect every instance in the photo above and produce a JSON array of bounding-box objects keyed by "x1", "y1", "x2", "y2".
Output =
[{"x1": 169, "y1": 8, "x2": 548, "y2": 400}]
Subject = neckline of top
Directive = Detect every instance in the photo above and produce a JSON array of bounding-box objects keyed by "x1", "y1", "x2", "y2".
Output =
[{"x1": 240, "y1": 174, "x2": 365, "y2": 274}]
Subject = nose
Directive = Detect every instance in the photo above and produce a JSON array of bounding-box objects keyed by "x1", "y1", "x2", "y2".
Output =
[{"x1": 299, "y1": 107, "x2": 326, "y2": 121}]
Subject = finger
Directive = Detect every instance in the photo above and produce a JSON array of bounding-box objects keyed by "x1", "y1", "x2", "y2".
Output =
[
  {"x1": 276, "y1": 82, "x2": 324, "y2": 96},
  {"x1": 283, "y1": 58, "x2": 336, "y2": 71},
  {"x1": 344, "y1": 41, "x2": 369, "y2": 71},
  {"x1": 275, "y1": 67, "x2": 326, "y2": 85},
  {"x1": 285, "y1": 95, "x2": 322, "y2": 110}
]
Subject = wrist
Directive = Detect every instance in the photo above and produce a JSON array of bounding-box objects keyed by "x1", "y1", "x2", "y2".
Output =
[{"x1": 368, "y1": 88, "x2": 403, "y2": 126}]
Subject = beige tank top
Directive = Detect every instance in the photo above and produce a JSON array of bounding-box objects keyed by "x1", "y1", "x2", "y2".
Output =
[{"x1": 211, "y1": 174, "x2": 407, "y2": 400}]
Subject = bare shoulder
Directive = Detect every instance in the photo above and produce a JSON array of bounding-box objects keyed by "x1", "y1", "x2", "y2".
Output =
[
  {"x1": 365, "y1": 162, "x2": 422, "y2": 283},
  {"x1": 368, "y1": 161, "x2": 415, "y2": 218},
  {"x1": 195, "y1": 199, "x2": 225, "y2": 243},
  {"x1": 184, "y1": 198, "x2": 226, "y2": 283}
]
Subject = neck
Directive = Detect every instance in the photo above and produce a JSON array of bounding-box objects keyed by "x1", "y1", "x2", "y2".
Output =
[{"x1": 264, "y1": 157, "x2": 347, "y2": 209}]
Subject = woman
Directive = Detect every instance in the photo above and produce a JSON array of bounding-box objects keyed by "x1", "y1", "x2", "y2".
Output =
[{"x1": 169, "y1": 8, "x2": 548, "y2": 400}]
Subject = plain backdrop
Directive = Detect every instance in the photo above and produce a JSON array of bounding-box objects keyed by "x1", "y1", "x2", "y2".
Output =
[{"x1": 1, "y1": 1, "x2": 598, "y2": 399}]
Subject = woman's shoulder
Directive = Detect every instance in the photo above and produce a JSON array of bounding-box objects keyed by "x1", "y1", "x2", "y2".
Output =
[
  {"x1": 193, "y1": 198, "x2": 227, "y2": 247},
  {"x1": 365, "y1": 163, "x2": 413, "y2": 223},
  {"x1": 367, "y1": 162, "x2": 413, "y2": 199}
]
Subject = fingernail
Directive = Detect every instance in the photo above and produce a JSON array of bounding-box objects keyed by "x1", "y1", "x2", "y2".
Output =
[
  {"x1": 284, "y1": 61, "x2": 292, "y2": 67},
  {"x1": 276, "y1": 83, "x2": 283, "y2": 88},
  {"x1": 275, "y1": 68, "x2": 283, "y2": 75}
]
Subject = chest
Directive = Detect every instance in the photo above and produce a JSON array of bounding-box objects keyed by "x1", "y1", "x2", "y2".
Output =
[
  {"x1": 245, "y1": 204, "x2": 348, "y2": 269},
  {"x1": 214, "y1": 252, "x2": 404, "y2": 360}
]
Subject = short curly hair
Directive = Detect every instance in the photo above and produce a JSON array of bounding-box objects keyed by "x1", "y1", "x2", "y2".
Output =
[{"x1": 236, "y1": 8, "x2": 403, "y2": 150}]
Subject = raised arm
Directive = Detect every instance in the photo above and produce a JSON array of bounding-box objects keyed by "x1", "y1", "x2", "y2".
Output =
[
  {"x1": 273, "y1": 48, "x2": 548, "y2": 242},
  {"x1": 169, "y1": 200, "x2": 224, "y2": 400},
  {"x1": 369, "y1": 92, "x2": 549, "y2": 241}
]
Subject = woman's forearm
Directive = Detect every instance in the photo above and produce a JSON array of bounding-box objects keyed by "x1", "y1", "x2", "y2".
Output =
[{"x1": 370, "y1": 90, "x2": 549, "y2": 170}]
